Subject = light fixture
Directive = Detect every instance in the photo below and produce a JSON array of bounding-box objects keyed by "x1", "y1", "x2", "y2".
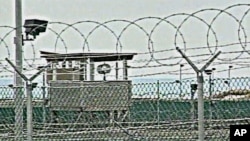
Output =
[
  {"x1": 32, "y1": 83, "x2": 38, "y2": 89},
  {"x1": 97, "y1": 63, "x2": 111, "y2": 81},
  {"x1": 205, "y1": 69, "x2": 212, "y2": 75},
  {"x1": 191, "y1": 84, "x2": 198, "y2": 91},
  {"x1": 23, "y1": 19, "x2": 48, "y2": 40}
]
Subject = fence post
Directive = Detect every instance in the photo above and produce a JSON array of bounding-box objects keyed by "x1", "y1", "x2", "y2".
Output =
[
  {"x1": 190, "y1": 83, "x2": 197, "y2": 123},
  {"x1": 6, "y1": 58, "x2": 50, "y2": 141},
  {"x1": 42, "y1": 72, "x2": 46, "y2": 123},
  {"x1": 26, "y1": 82, "x2": 33, "y2": 141},
  {"x1": 14, "y1": 0, "x2": 23, "y2": 140},
  {"x1": 157, "y1": 80, "x2": 160, "y2": 127},
  {"x1": 176, "y1": 47, "x2": 221, "y2": 141},
  {"x1": 197, "y1": 73, "x2": 205, "y2": 140}
]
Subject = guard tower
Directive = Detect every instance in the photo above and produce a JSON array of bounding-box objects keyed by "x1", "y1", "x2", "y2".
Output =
[{"x1": 40, "y1": 51, "x2": 137, "y2": 123}]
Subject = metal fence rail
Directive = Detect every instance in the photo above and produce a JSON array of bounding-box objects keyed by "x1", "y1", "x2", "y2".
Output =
[{"x1": 0, "y1": 77, "x2": 249, "y2": 140}]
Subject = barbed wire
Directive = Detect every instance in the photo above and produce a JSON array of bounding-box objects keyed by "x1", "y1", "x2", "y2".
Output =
[
  {"x1": 0, "y1": 24, "x2": 67, "y2": 68},
  {"x1": 0, "y1": 4, "x2": 249, "y2": 79}
]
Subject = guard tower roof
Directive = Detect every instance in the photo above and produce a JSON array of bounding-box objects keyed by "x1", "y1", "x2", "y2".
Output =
[{"x1": 40, "y1": 51, "x2": 137, "y2": 62}]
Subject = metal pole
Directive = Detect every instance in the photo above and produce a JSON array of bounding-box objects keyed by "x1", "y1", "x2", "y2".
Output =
[
  {"x1": 228, "y1": 67, "x2": 230, "y2": 91},
  {"x1": 176, "y1": 47, "x2": 221, "y2": 141},
  {"x1": 209, "y1": 75, "x2": 211, "y2": 98},
  {"x1": 7, "y1": 58, "x2": 48, "y2": 141},
  {"x1": 197, "y1": 73, "x2": 205, "y2": 141},
  {"x1": 6, "y1": 58, "x2": 50, "y2": 141},
  {"x1": 190, "y1": 84, "x2": 196, "y2": 128},
  {"x1": 89, "y1": 59, "x2": 95, "y2": 81},
  {"x1": 115, "y1": 61, "x2": 119, "y2": 80},
  {"x1": 123, "y1": 59, "x2": 128, "y2": 80},
  {"x1": 26, "y1": 82, "x2": 33, "y2": 141},
  {"x1": 15, "y1": 0, "x2": 23, "y2": 140},
  {"x1": 80, "y1": 59, "x2": 87, "y2": 80},
  {"x1": 190, "y1": 84, "x2": 195, "y2": 120},
  {"x1": 179, "y1": 64, "x2": 183, "y2": 97},
  {"x1": 228, "y1": 66, "x2": 232, "y2": 92},
  {"x1": 42, "y1": 72, "x2": 46, "y2": 123},
  {"x1": 157, "y1": 80, "x2": 160, "y2": 127},
  {"x1": 209, "y1": 75, "x2": 212, "y2": 121}
]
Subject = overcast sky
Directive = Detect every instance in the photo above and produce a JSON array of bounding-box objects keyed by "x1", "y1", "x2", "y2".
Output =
[
  {"x1": 0, "y1": 0, "x2": 248, "y2": 23},
  {"x1": 0, "y1": 0, "x2": 250, "y2": 80}
]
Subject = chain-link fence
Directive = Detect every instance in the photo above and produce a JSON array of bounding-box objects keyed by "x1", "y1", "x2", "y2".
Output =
[{"x1": 0, "y1": 77, "x2": 249, "y2": 140}]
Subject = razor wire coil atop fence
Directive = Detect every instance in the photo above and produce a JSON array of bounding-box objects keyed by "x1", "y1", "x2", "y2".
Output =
[
  {"x1": 0, "y1": 3, "x2": 250, "y2": 140},
  {"x1": 0, "y1": 4, "x2": 250, "y2": 78}
]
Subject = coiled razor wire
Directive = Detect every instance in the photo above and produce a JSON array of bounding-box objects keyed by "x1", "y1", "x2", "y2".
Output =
[
  {"x1": 86, "y1": 19, "x2": 154, "y2": 67},
  {"x1": 0, "y1": 4, "x2": 249, "y2": 78},
  {"x1": 175, "y1": 8, "x2": 247, "y2": 61},
  {"x1": 206, "y1": 4, "x2": 249, "y2": 60},
  {"x1": 0, "y1": 4, "x2": 250, "y2": 140},
  {"x1": 0, "y1": 23, "x2": 68, "y2": 75},
  {"x1": 239, "y1": 6, "x2": 250, "y2": 55}
]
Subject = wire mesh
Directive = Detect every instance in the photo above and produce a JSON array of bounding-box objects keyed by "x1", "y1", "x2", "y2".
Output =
[
  {"x1": 1, "y1": 3, "x2": 250, "y2": 140},
  {"x1": 0, "y1": 77, "x2": 249, "y2": 140}
]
